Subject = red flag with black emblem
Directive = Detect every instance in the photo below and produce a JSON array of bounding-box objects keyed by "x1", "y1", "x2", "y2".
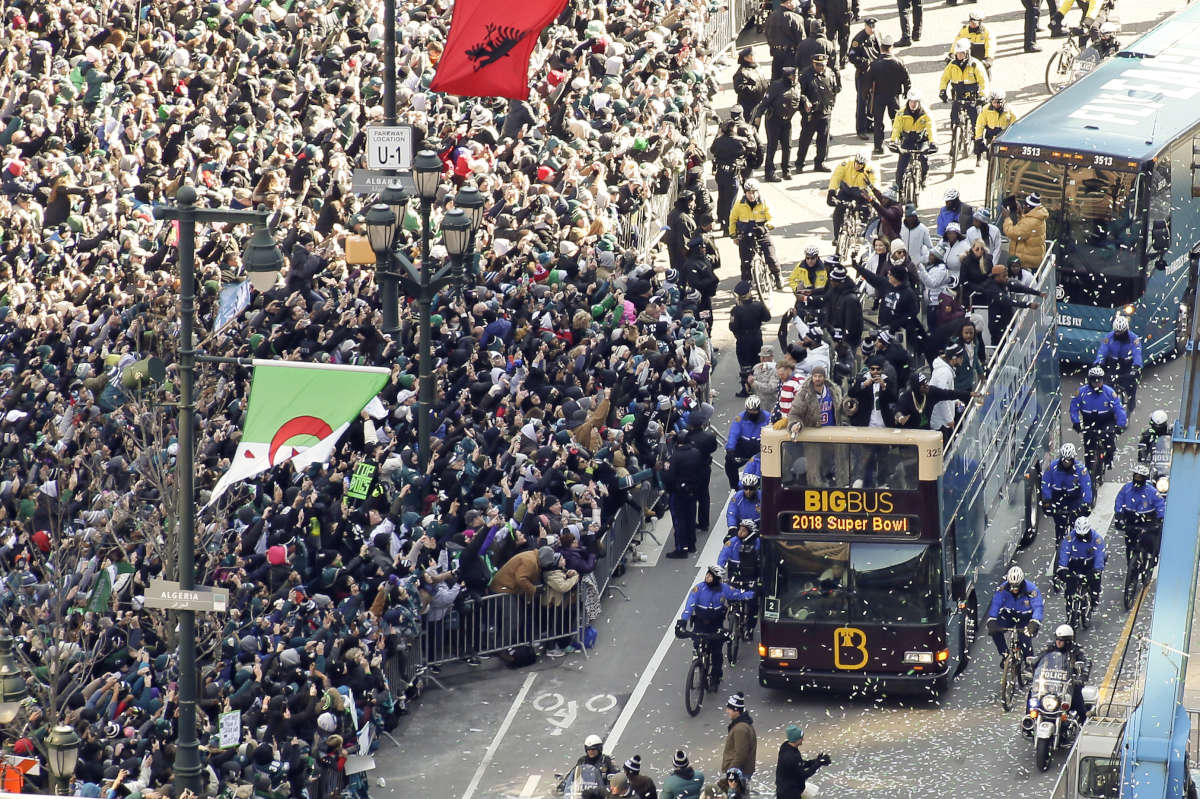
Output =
[{"x1": 430, "y1": 0, "x2": 568, "y2": 100}]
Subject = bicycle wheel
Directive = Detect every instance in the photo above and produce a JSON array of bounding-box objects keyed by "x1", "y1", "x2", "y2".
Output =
[
  {"x1": 1001, "y1": 653, "x2": 1019, "y2": 711},
  {"x1": 1046, "y1": 48, "x2": 1076, "y2": 94},
  {"x1": 949, "y1": 121, "x2": 962, "y2": 176},
  {"x1": 722, "y1": 613, "x2": 740, "y2": 665},
  {"x1": 684, "y1": 658, "x2": 706, "y2": 716},
  {"x1": 751, "y1": 252, "x2": 770, "y2": 301},
  {"x1": 836, "y1": 215, "x2": 856, "y2": 262},
  {"x1": 1123, "y1": 558, "x2": 1142, "y2": 610},
  {"x1": 900, "y1": 167, "x2": 918, "y2": 206}
]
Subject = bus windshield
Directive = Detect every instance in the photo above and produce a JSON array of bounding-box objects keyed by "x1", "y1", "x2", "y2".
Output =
[
  {"x1": 765, "y1": 540, "x2": 942, "y2": 625},
  {"x1": 990, "y1": 157, "x2": 1145, "y2": 307}
]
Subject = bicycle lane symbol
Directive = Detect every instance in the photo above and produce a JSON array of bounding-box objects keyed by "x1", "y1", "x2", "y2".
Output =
[{"x1": 532, "y1": 692, "x2": 618, "y2": 736}]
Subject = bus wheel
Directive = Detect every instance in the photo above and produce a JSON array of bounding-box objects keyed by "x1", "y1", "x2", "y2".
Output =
[
  {"x1": 956, "y1": 595, "x2": 978, "y2": 675},
  {"x1": 1175, "y1": 299, "x2": 1191, "y2": 359}
]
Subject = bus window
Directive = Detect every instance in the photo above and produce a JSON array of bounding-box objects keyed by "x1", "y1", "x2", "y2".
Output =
[
  {"x1": 1147, "y1": 157, "x2": 1172, "y2": 265},
  {"x1": 851, "y1": 543, "x2": 942, "y2": 624},
  {"x1": 780, "y1": 441, "x2": 919, "y2": 490},
  {"x1": 1077, "y1": 756, "x2": 1120, "y2": 798},
  {"x1": 768, "y1": 540, "x2": 850, "y2": 623}
]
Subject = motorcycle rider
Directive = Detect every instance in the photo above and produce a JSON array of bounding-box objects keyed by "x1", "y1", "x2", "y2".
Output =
[
  {"x1": 826, "y1": 149, "x2": 876, "y2": 244},
  {"x1": 725, "y1": 396, "x2": 771, "y2": 489},
  {"x1": 729, "y1": 178, "x2": 782, "y2": 287},
  {"x1": 726, "y1": 474, "x2": 763, "y2": 532},
  {"x1": 1028, "y1": 625, "x2": 1092, "y2": 729},
  {"x1": 974, "y1": 90, "x2": 1016, "y2": 167},
  {"x1": 1094, "y1": 315, "x2": 1143, "y2": 411},
  {"x1": 1040, "y1": 442, "x2": 1094, "y2": 550},
  {"x1": 1137, "y1": 409, "x2": 1172, "y2": 478},
  {"x1": 1055, "y1": 516, "x2": 1106, "y2": 609},
  {"x1": 718, "y1": 518, "x2": 762, "y2": 630},
  {"x1": 1069, "y1": 365, "x2": 1128, "y2": 479},
  {"x1": 558, "y1": 735, "x2": 619, "y2": 793},
  {"x1": 1114, "y1": 462, "x2": 1165, "y2": 561},
  {"x1": 889, "y1": 90, "x2": 935, "y2": 188},
  {"x1": 676, "y1": 565, "x2": 755, "y2": 691},
  {"x1": 987, "y1": 565, "x2": 1044, "y2": 663},
  {"x1": 1090, "y1": 20, "x2": 1121, "y2": 57}
]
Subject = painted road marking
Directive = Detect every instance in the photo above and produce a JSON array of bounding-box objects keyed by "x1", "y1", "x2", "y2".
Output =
[
  {"x1": 461, "y1": 672, "x2": 537, "y2": 799},
  {"x1": 1099, "y1": 578, "x2": 1151, "y2": 703},
  {"x1": 519, "y1": 776, "x2": 541, "y2": 798},
  {"x1": 605, "y1": 495, "x2": 733, "y2": 752}
]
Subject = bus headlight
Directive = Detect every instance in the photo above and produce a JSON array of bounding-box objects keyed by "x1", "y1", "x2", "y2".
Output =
[
  {"x1": 903, "y1": 651, "x2": 934, "y2": 664},
  {"x1": 1123, "y1": 304, "x2": 1135, "y2": 316},
  {"x1": 768, "y1": 647, "x2": 798, "y2": 660},
  {"x1": 1041, "y1": 694, "x2": 1060, "y2": 712}
]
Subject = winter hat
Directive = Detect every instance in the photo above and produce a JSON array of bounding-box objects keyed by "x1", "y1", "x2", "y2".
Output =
[
  {"x1": 537, "y1": 546, "x2": 558, "y2": 569},
  {"x1": 317, "y1": 712, "x2": 337, "y2": 732},
  {"x1": 267, "y1": 545, "x2": 287, "y2": 566},
  {"x1": 1026, "y1": 192, "x2": 1041, "y2": 207},
  {"x1": 624, "y1": 755, "x2": 642, "y2": 774},
  {"x1": 889, "y1": 238, "x2": 907, "y2": 255},
  {"x1": 727, "y1": 691, "x2": 746, "y2": 711},
  {"x1": 786, "y1": 724, "x2": 804, "y2": 742},
  {"x1": 973, "y1": 208, "x2": 991, "y2": 222},
  {"x1": 673, "y1": 750, "x2": 689, "y2": 768}
]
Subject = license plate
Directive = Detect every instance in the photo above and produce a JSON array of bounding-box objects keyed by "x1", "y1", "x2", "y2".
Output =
[{"x1": 1037, "y1": 721, "x2": 1055, "y2": 738}]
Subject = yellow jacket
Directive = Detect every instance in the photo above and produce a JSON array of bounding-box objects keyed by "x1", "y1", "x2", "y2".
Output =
[
  {"x1": 949, "y1": 25, "x2": 993, "y2": 60},
  {"x1": 827, "y1": 158, "x2": 877, "y2": 192},
  {"x1": 789, "y1": 262, "x2": 829, "y2": 292},
  {"x1": 891, "y1": 109, "x2": 935, "y2": 144},
  {"x1": 1058, "y1": 0, "x2": 1098, "y2": 18},
  {"x1": 975, "y1": 106, "x2": 1017, "y2": 139},
  {"x1": 729, "y1": 199, "x2": 772, "y2": 237},
  {"x1": 939, "y1": 57, "x2": 989, "y2": 96}
]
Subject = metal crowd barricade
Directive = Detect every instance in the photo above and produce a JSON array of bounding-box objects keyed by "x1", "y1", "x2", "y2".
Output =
[
  {"x1": 419, "y1": 588, "x2": 587, "y2": 667},
  {"x1": 592, "y1": 484, "x2": 659, "y2": 600}
]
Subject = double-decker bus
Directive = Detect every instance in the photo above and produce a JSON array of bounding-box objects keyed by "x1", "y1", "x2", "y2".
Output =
[
  {"x1": 757, "y1": 254, "x2": 1060, "y2": 692},
  {"x1": 987, "y1": 6, "x2": 1200, "y2": 363}
]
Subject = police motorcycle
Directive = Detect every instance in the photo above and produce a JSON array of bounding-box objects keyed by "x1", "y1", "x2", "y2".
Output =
[{"x1": 1020, "y1": 649, "x2": 1099, "y2": 772}]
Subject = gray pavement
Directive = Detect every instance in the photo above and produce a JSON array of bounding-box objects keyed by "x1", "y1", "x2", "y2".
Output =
[{"x1": 379, "y1": 0, "x2": 1180, "y2": 795}]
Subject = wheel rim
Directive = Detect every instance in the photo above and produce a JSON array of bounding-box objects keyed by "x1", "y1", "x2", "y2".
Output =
[{"x1": 685, "y1": 660, "x2": 705, "y2": 715}]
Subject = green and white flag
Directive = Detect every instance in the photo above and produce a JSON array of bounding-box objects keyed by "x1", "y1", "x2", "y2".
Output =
[{"x1": 206, "y1": 360, "x2": 390, "y2": 507}]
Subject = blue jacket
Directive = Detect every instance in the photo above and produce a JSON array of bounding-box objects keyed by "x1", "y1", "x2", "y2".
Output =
[
  {"x1": 742, "y1": 455, "x2": 762, "y2": 478},
  {"x1": 726, "y1": 491, "x2": 762, "y2": 528},
  {"x1": 1114, "y1": 481, "x2": 1166, "y2": 519},
  {"x1": 1057, "y1": 530, "x2": 1107, "y2": 570},
  {"x1": 1040, "y1": 459, "x2": 1093, "y2": 507},
  {"x1": 681, "y1": 581, "x2": 755, "y2": 624},
  {"x1": 987, "y1": 579, "x2": 1045, "y2": 624},
  {"x1": 1094, "y1": 331, "x2": 1143, "y2": 369},
  {"x1": 718, "y1": 536, "x2": 762, "y2": 568},
  {"x1": 1069, "y1": 384, "x2": 1128, "y2": 428},
  {"x1": 726, "y1": 409, "x2": 771, "y2": 453}
]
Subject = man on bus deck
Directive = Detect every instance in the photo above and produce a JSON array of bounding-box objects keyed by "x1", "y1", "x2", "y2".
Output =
[
  {"x1": 986, "y1": 565, "x2": 1044, "y2": 662},
  {"x1": 1040, "y1": 442, "x2": 1094, "y2": 549}
]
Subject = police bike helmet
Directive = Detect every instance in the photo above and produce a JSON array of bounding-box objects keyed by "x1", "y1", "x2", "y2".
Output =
[
  {"x1": 1150, "y1": 409, "x2": 1170, "y2": 432},
  {"x1": 1055, "y1": 624, "x2": 1074, "y2": 641},
  {"x1": 944, "y1": 188, "x2": 960, "y2": 201},
  {"x1": 1006, "y1": 566, "x2": 1025, "y2": 588},
  {"x1": 1059, "y1": 442, "x2": 1077, "y2": 461},
  {"x1": 805, "y1": 244, "x2": 821, "y2": 258},
  {"x1": 1099, "y1": 20, "x2": 1119, "y2": 35},
  {"x1": 707, "y1": 564, "x2": 727, "y2": 581},
  {"x1": 1113, "y1": 315, "x2": 1130, "y2": 333},
  {"x1": 968, "y1": 11, "x2": 983, "y2": 22},
  {"x1": 1087, "y1": 365, "x2": 1106, "y2": 384},
  {"x1": 739, "y1": 518, "x2": 760, "y2": 535},
  {"x1": 953, "y1": 38, "x2": 971, "y2": 54},
  {"x1": 988, "y1": 89, "x2": 1005, "y2": 104},
  {"x1": 740, "y1": 473, "x2": 761, "y2": 490},
  {"x1": 743, "y1": 178, "x2": 760, "y2": 194},
  {"x1": 854, "y1": 148, "x2": 870, "y2": 165},
  {"x1": 906, "y1": 89, "x2": 923, "y2": 104},
  {"x1": 1073, "y1": 516, "x2": 1092, "y2": 539},
  {"x1": 1132, "y1": 462, "x2": 1151, "y2": 484},
  {"x1": 584, "y1": 734, "x2": 603, "y2": 750},
  {"x1": 745, "y1": 395, "x2": 761, "y2": 411}
]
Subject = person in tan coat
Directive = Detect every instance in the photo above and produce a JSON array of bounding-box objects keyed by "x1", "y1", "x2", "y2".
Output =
[
  {"x1": 720, "y1": 692, "x2": 758, "y2": 781},
  {"x1": 786, "y1": 365, "x2": 849, "y2": 486},
  {"x1": 1002, "y1": 192, "x2": 1048, "y2": 268},
  {"x1": 489, "y1": 546, "x2": 557, "y2": 600}
]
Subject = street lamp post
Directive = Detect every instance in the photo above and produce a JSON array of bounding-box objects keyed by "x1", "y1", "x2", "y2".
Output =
[
  {"x1": 44, "y1": 725, "x2": 80, "y2": 795},
  {"x1": 153, "y1": 186, "x2": 284, "y2": 795},
  {"x1": 453, "y1": 184, "x2": 485, "y2": 280},
  {"x1": 0, "y1": 634, "x2": 27, "y2": 726}
]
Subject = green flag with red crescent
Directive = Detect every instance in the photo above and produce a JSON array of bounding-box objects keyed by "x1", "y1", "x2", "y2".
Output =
[{"x1": 206, "y1": 360, "x2": 390, "y2": 507}]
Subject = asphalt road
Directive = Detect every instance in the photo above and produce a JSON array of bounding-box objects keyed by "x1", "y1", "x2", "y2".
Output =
[{"x1": 381, "y1": 0, "x2": 1180, "y2": 796}]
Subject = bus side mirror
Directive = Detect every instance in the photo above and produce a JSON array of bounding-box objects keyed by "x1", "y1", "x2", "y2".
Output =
[
  {"x1": 1151, "y1": 220, "x2": 1170, "y2": 269},
  {"x1": 951, "y1": 576, "x2": 966, "y2": 602}
]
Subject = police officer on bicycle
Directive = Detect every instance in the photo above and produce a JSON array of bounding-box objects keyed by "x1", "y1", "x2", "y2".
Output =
[
  {"x1": 1069, "y1": 365, "x2": 1128, "y2": 479},
  {"x1": 888, "y1": 90, "x2": 935, "y2": 188},
  {"x1": 730, "y1": 178, "x2": 782, "y2": 287},
  {"x1": 725, "y1": 396, "x2": 772, "y2": 489},
  {"x1": 1094, "y1": 315, "x2": 1142, "y2": 411},
  {"x1": 987, "y1": 566, "x2": 1044, "y2": 662},
  {"x1": 973, "y1": 90, "x2": 1015, "y2": 167},
  {"x1": 1114, "y1": 462, "x2": 1165, "y2": 561},
  {"x1": 719, "y1": 519, "x2": 763, "y2": 631},
  {"x1": 1040, "y1": 442, "x2": 1094, "y2": 549},
  {"x1": 1056, "y1": 516, "x2": 1106, "y2": 609},
  {"x1": 827, "y1": 149, "x2": 876, "y2": 245},
  {"x1": 726, "y1": 473, "x2": 763, "y2": 532},
  {"x1": 676, "y1": 565, "x2": 755, "y2": 691},
  {"x1": 939, "y1": 39, "x2": 988, "y2": 137}
]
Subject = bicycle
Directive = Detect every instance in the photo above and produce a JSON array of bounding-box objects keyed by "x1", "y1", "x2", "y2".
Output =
[
  {"x1": 683, "y1": 630, "x2": 729, "y2": 716},
  {"x1": 888, "y1": 142, "x2": 931, "y2": 206},
  {"x1": 999, "y1": 625, "x2": 1032, "y2": 712},
  {"x1": 1062, "y1": 568, "x2": 1094, "y2": 630},
  {"x1": 722, "y1": 603, "x2": 743, "y2": 665},
  {"x1": 1080, "y1": 424, "x2": 1116, "y2": 489},
  {"x1": 834, "y1": 198, "x2": 871, "y2": 264},
  {"x1": 740, "y1": 228, "x2": 774, "y2": 302},
  {"x1": 947, "y1": 87, "x2": 979, "y2": 177},
  {"x1": 1123, "y1": 546, "x2": 1153, "y2": 610},
  {"x1": 1045, "y1": 35, "x2": 1081, "y2": 94}
]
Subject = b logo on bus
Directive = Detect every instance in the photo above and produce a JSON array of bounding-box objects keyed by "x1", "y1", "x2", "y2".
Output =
[{"x1": 833, "y1": 627, "x2": 869, "y2": 670}]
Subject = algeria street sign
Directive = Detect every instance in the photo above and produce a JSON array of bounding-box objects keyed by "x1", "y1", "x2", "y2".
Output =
[{"x1": 144, "y1": 580, "x2": 229, "y2": 612}]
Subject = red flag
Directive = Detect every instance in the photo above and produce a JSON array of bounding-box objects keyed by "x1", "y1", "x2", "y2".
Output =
[{"x1": 430, "y1": 0, "x2": 568, "y2": 100}]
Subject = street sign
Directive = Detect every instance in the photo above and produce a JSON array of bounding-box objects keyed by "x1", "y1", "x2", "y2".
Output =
[
  {"x1": 365, "y1": 125, "x2": 414, "y2": 171},
  {"x1": 144, "y1": 580, "x2": 229, "y2": 612},
  {"x1": 351, "y1": 169, "x2": 416, "y2": 196}
]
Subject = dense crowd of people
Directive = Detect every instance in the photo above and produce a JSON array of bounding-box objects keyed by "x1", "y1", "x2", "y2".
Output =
[{"x1": 0, "y1": 0, "x2": 732, "y2": 793}]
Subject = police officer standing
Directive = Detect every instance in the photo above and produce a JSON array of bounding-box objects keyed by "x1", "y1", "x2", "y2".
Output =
[
  {"x1": 687, "y1": 404, "x2": 720, "y2": 532},
  {"x1": 794, "y1": 19, "x2": 837, "y2": 74},
  {"x1": 797, "y1": 53, "x2": 841, "y2": 174},
  {"x1": 896, "y1": 0, "x2": 922, "y2": 46},
  {"x1": 765, "y1": 0, "x2": 808, "y2": 80},
  {"x1": 711, "y1": 120, "x2": 750, "y2": 234},
  {"x1": 847, "y1": 17, "x2": 881, "y2": 140},
  {"x1": 866, "y1": 35, "x2": 910, "y2": 155},
  {"x1": 665, "y1": 429, "x2": 706, "y2": 558},
  {"x1": 681, "y1": 236, "x2": 720, "y2": 313},
  {"x1": 815, "y1": 0, "x2": 855, "y2": 68},
  {"x1": 754, "y1": 67, "x2": 804, "y2": 182},
  {"x1": 733, "y1": 48, "x2": 769, "y2": 123}
]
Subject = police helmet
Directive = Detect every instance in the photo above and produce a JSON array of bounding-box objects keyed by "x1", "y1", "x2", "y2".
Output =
[
  {"x1": 1151, "y1": 409, "x2": 1170, "y2": 430},
  {"x1": 739, "y1": 518, "x2": 760, "y2": 534},
  {"x1": 968, "y1": 11, "x2": 982, "y2": 22},
  {"x1": 584, "y1": 734, "x2": 603, "y2": 749},
  {"x1": 988, "y1": 89, "x2": 1004, "y2": 103},
  {"x1": 1055, "y1": 624, "x2": 1074, "y2": 640},
  {"x1": 906, "y1": 89, "x2": 923, "y2": 103},
  {"x1": 1087, "y1": 365, "x2": 1105, "y2": 382},
  {"x1": 1099, "y1": 21, "x2": 1119, "y2": 34},
  {"x1": 1113, "y1": 315, "x2": 1130, "y2": 333},
  {"x1": 740, "y1": 473, "x2": 761, "y2": 489},
  {"x1": 1059, "y1": 442, "x2": 1077, "y2": 460},
  {"x1": 854, "y1": 148, "x2": 870, "y2": 164},
  {"x1": 1073, "y1": 516, "x2": 1092, "y2": 537},
  {"x1": 1006, "y1": 566, "x2": 1025, "y2": 587},
  {"x1": 1132, "y1": 462, "x2": 1151, "y2": 479},
  {"x1": 805, "y1": 244, "x2": 821, "y2": 258},
  {"x1": 707, "y1": 564, "x2": 726, "y2": 581},
  {"x1": 745, "y1": 395, "x2": 761, "y2": 411},
  {"x1": 954, "y1": 38, "x2": 971, "y2": 54},
  {"x1": 743, "y1": 178, "x2": 761, "y2": 193}
]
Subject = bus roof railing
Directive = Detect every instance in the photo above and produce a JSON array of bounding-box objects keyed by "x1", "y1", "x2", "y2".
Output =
[{"x1": 760, "y1": 426, "x2": 943, "y2": 481}]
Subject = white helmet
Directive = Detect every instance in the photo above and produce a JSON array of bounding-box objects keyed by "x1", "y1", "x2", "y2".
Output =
[
  {"x1": 906, "y1": 89, "x2": 923, "y2": 103},
  {"x1": 745, "y1": 395, "x2": 761, "y2": 411},
  {"x1": 1006, "y1": 566, "x2": 1025, "y2": 587},
  {"x1": 855, "y1": 148, "x2": 870, "y2": 164},
  {"x1": 584, "y1": 735, "x2": 604, "y2": 749},
  {"x1": 1113, "y1": 315, "x2": 1130, "y2": 333},
  {"x1": 707, "y1": 564, "x2": 727, "y2": 580},
  {"x1": 1059, "y1": 443, "x2": 1077, "y2": 460},
  {"x1": 1099, "y1": 21, "x2": 1119, "y2": 34},
  {"x1": 944, "y1": 188, "x2": 959, "y2": 201},
  {"x1": 743, "y1": 178, "x2": 760, "y2": 193},
  {"x1": 988, "y1": 89, "x2": 1005, "y2": 103},
  {"x1": 1151, "y1": 409, "x2": 1170, "y2": 427},
  {"x1": 968, "y1": 11, "x2": 982, "y2": 22},
  {"x1": 1073, "y1": 516, "x2": 1092, "y2": 536},
  {"x1": 740, "y1": 473, "x2": 761, "y2": 489},
  {"x1": 954, "y1": 38, "x2": 971, "y2": 53},
  {"x1": 1055, "y1": 624, "x2": 1074, "y2": 640}
]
